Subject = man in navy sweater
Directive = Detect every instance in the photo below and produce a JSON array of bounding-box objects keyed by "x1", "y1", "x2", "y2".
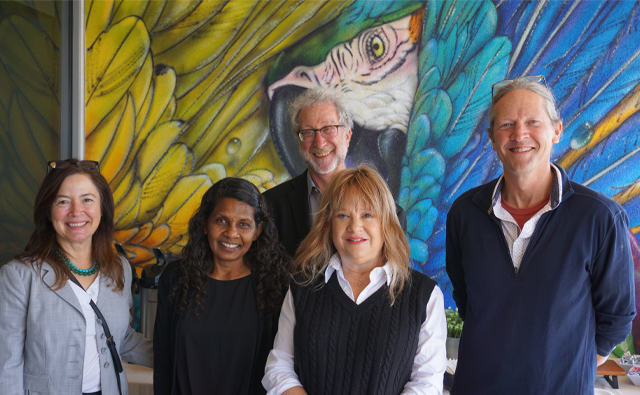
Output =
[{"x1": 446, "y1": 76, "x2": 635, "y2": 394}]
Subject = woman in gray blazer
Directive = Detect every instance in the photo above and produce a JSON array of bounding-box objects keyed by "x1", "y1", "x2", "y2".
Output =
[{"x1": 0, "y1": 159, "x2": 153, "y2": 395}]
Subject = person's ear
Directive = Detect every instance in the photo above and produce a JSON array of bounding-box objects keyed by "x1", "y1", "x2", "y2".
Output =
[{"x1": 552, "y1": 121, "x2": 562, "y2": 144}]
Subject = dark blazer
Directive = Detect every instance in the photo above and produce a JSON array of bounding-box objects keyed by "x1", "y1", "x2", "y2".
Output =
[
  {"x1": 263, "y1": 171, "x2": 311, "y2": 257},
  {"x1": 153, "y1": 261, "x2": 278, "y2": 395},
  {"x1": 263, "y1": 170, "x2": 408, "y2": 257}
]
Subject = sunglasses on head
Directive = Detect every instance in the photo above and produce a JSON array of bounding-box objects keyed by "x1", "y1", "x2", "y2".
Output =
[
  {"x1": 491, "y1": 75, "x2": 547, "y2": 97},
  {"x1": 47, "y1": 160, "x2": 100, "y2": 175}
]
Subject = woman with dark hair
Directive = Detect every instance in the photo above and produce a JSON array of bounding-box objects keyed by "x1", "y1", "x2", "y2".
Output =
[
  {"x1": 153, "y1": 177, "x2": 291, "y2": 395},
  {"x1": 0, "y1": 159, "x2": 153, "y2": 395},
  {"x1": 263, "y1": 165, "x2": 446, "y2": 395}
]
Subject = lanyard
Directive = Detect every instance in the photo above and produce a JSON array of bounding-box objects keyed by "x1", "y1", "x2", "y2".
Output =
[{"x1": 69, "y1": 274, "x2": 123, "y2": 395}]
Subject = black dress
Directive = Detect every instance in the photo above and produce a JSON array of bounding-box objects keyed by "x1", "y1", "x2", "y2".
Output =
[
  {"x1": 176, "y1": 274, "x2": 258, "y2": 394},
  {"x1": 153, "y1": 261, "x2": 281, "y2": 395}
]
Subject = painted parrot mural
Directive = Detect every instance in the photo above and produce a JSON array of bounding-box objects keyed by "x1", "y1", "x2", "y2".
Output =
[
  {"x1": 265, "y1": 0, "x2": 640, "y2": 311},
  {"x1": 0, "y1": 0, "x2": 639, "y2": 349}
]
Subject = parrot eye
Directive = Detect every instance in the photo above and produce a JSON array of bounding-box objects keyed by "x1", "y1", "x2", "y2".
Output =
[
  {"x1": 365, "y1": 32, "x2": 388, "y2": 64},
  {"x1": 371, "y1": 36, "x2": 385, "y2": 58}
]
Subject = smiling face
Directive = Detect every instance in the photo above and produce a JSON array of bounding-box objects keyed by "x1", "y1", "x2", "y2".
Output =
[
  {"x1": 491, "y1": 89, "x2": 562, "y2": 180},
  {"x1": 331, "y1": 198, "x2": 384, "y2": 272},
  {"x1": 51, "y1": 173, "x2": 102, "y2": 250},
  {"x1": 298, "y1": 101, "x2": 352, "y2": 177},
  {"x1": 205, "y1": 197, "x2": 263, "y2": 270}
]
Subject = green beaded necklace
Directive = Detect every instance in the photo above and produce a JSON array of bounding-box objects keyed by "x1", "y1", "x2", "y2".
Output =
[{"x1": 56, "y1": 248, "x2": 98, "y2": 276}]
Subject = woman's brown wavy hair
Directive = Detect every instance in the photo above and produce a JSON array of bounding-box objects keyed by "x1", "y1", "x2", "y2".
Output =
[
  {"x1": 293, "y1": 165, "x2": 410, "y2": 304},
  {"x1": 171, "y1": 177, "x2": 290, "y2": 320},
  {"x1": 16, "y1": 159, "x2": 123, "y2": 291}
]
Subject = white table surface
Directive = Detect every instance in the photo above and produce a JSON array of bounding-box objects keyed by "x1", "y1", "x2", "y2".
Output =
[{"x1": 123, "y1": 363, "x2": 153, "y2": 395}]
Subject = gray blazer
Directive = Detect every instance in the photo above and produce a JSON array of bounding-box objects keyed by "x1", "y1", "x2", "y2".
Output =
[{"x1": 0, "y1": 257, "x2": 153, "y2": 395}]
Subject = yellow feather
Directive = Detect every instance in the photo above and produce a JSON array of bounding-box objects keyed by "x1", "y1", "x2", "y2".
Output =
[
  {"x1": 138, "y1": 143, "x2": 193, "y2": 223},
  {"x1": 141, "y1": 0, "x2": 166, "y2": 32},
  {"x1": 135, "y1": 79, "x2": 154, "y2": 135},
  {"x1": 177, "y1": 90, "x2": 230, "y2": 152},
  {"x1": 128, "y1": 222, "x2": 153, "y2": 244},
  {"x1": 157, "y1": 174, "x2": 213, "y2": 241},
  {"x1": 115, "y1": 227, "x2": 140, "y2": 245},
  {"x1": 239, "y1": 137, "x2": 290, "y2": 186},
  {"x1": 112, "y1": 163, "x2": 135, "y2": 204},
  {"x1": 194, "y1": 163, "x2": 227, "y2": 185},
  {"x1": 124, "y1": 244, "x2": 154, "y2": 263},
  {"x1": 85, "y1": 0, "x2": 114, "y2": 49},
  {"x1": 85, "y1": 16, "x2": 150, "y2": 134},
  {"x1": 174, "y1": 0, "x2": 343, "y2": 121},
  {"x1": 114, "y1": 178, "x2": 141, "y2": 228},
  {"x1": 139, "y1": 65, "x2": 177, "y2": 140},
  {"x1": 138, "y1": 223, "x2": 171, "y2": 248},
  {"x1": 85, "y1": 92, "x2": 129, "y2": 160},
  {"x1": 150, "y1": 1, "x2": 226, "y2": 56},
  {"x1": 136, "y1": 120, "x2": 185, "y2": 182},
  {"x1": 559, "y1": 82, "x2": 640, "y2": 169},
  {"x1": 613, "y1": 179, "x2": 640, "y2": 206},
  {"x1": 154, "y1": 0, "x2": 258, "y2": 76},
  {"x1": 99, "y1": 94, "x2": 136, "y2": 183},
  {"x1": 158, "y1": 95, "x2": 176, "y2": 124},
  {"x1": 110, "y1": 0, "x2": 149, "y2": 26},
  {"x1": 189, "y1": 67, "x2": 267, "y2": 166},
  {"x1": 173, "y1": 53, "x2": 220, "y2": 98},
  {"x1": 240, "y1": 169, "x2": 277, "y2": 191},
  {"x1": 129, "y1": 53, "x2": 153, "y2": 116},
  {"x1": 152, "y1": 0, "x2": 202, "y2": 32}
]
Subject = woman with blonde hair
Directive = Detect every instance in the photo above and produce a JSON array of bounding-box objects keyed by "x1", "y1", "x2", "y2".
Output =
[{"x1": 263, "y1": 165, "x2": 446, "y2": 395}]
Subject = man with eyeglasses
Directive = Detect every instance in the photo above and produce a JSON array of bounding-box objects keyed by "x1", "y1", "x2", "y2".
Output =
[
  {"x1": 446, "y1": 76, "x2": 635, "y2": 394},
  {"x1": 264, "y1": 88, "x2": 405, "y2": 257}
]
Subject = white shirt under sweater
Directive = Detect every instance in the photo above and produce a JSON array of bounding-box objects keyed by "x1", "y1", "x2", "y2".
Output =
[
  {"x1": 262, "y1": 254, "x2": 447, "y2": 395},
  {"x1": 491, "y1": 164, "x2": 563, "y2": 270},
  {"x1": 68, "y1": 274, "x2": 101, "y2": 393}
]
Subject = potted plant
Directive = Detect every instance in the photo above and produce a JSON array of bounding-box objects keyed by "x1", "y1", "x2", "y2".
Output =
[{"x1": 446, "y1": 307, "x2": 463, "y2": 359}]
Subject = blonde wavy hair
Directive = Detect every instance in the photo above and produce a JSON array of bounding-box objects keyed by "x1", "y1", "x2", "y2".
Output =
[{"x1": 293, "y1": 165, "x2": 410, "y2": 304}]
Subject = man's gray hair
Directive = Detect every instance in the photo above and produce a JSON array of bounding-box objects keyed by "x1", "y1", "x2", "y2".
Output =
[
  {"x1": 289, "y1": 88, "x2": 354, "y2": 133},
  {"x1": 488, "y1": 78, "x2": 562, "y2": 138}
]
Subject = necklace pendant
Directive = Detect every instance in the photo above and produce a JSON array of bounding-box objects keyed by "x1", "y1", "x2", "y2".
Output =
[{"x1": 358, "y1": 279, "x2": 362, "y2": 286}]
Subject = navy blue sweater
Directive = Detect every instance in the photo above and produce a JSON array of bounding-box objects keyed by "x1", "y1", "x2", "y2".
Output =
[{"x1": 446, "y1": 165, "x2": 635, "y2": 394}]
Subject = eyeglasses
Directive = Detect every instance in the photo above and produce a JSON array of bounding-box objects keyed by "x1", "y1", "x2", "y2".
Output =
[
  {"x1": 297, "y1": 125, "x2": 344, "y2": 142},
  {"x1": 491, "y1": 75, "x2": 547, "y2": 97},
  {"x1": 47, "y1": 160, "x2": 100, "y2": 175}
]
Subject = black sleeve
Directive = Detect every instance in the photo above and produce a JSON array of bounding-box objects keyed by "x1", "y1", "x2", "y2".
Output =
[
  {"x1": 153, "y1": 261, "x2": 180, "y2": 395},
  {"x1": 445, "y1": 207, "x2": 468, "y2": 320}
]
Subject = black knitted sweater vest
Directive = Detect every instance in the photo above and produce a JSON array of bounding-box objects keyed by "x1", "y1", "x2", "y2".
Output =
[{"x1": 291, "y1": 269, "x2": 436, "y2": 395}]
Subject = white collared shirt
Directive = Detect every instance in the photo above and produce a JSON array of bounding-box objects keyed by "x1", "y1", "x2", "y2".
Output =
[
  {"x1": 68, "y1": 274, "x2": 101, "y2": 392},
  {"x1": 262, "y1": 254, "x2": 446, "y2": 394},
  {"x1": 491, "y1": 164, "x2": 563, "y2": 270}
]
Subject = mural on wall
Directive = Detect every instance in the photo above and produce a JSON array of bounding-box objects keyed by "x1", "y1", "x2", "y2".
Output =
[
  {"x1": 81, "y1": 0, "x2": 640, "y2": 350},
  {"x1": 0, "y1": 0, "x2": 638, "y2": 350},
  {"x1": 0, "y1": 1, "x2": 61, "y2": 265}
]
